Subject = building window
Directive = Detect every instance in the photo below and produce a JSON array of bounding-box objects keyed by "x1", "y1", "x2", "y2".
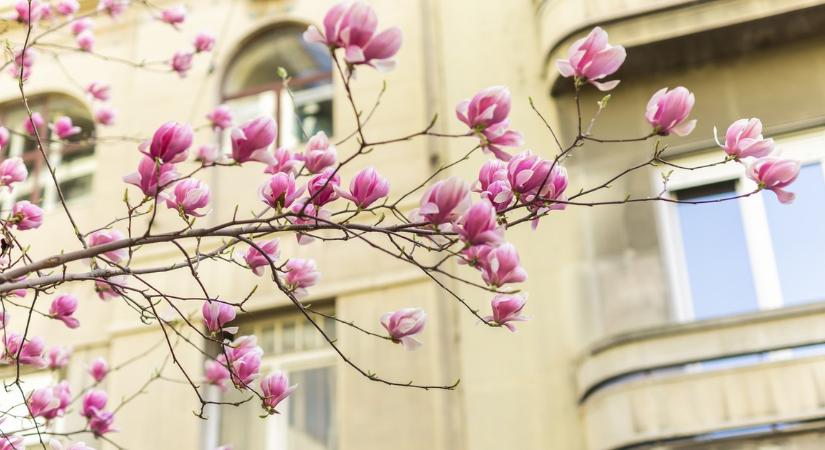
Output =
[
  {"x1": 0, "y1": 94, "x2": 96, "y2": 209},
  {"x1": 213, "y1": 306, "x2": 338, "y2": 450},
  {"x1": 0, "y1": 370, "x2": 58, "y2": 447},
  {"x1": 658, "y1": 128, "x2": 825, "y2": 321},
  {"x1": 222, "y1": 24, "x2": 334, "y2": 149}
]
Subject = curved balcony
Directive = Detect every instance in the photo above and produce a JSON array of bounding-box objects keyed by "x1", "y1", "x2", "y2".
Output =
[
  {"x1": 539, "y1": 0, "x2": 825, "y2": 94},
  {"x1": 578, "y1": 302, "x2": 825, "y2": 450}
]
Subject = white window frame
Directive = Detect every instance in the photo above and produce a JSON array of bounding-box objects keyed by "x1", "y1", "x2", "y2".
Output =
[
  {"x1": 0, "y1": 130, "x2": 96, "y2": 212},
  {"x1": 0, "y1": 370, "x2": 62, "y2": 447},
  {"x1": 203, "y1": 310, "x2": 337, "y2": 450},
  {"x1": 655, "y1": 127, "x2": 825, "y2": 322}
]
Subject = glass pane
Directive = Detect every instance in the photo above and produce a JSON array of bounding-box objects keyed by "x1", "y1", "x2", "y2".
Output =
[
  {"x1": 287, "y1": 367, "x2": 337, "y2": 450},
  {"x1": 58, "y1": 174, "x2": 93, "y2": 200},
  {"x1": 282, "y1": 322, "x2": 296, "y2": 353},
  {"x1": 223, "y1": 25, "x2": 332, "y2": 97},
  {"x1": 675, "y1": 182, "x2": 759, "y2": 319},
  {"x1": 763, "y1": 163, "x2": 825, "y2": 305},
  {"x1": 260, "y1": 324, "x2": 275, "y2": 354},
  {"x1": 219, "y1": 385, "x2": 267, "y2": 450}
]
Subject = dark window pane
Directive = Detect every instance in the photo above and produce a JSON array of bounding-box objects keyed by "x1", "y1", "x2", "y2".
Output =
[
  {"x1": 294, "y1": 98, "x2": 333, "y2": 143},
  {"x1": 288, "y1": 367, "x2": 336, "y2": 450},
  {"x1": 58, "y1": 175, "x2": 93, "y2": 201}
]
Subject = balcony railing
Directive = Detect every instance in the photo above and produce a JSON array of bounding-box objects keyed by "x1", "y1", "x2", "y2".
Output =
[{"x1": 578, "y1": 302, "x2": 825, "y2": 450}]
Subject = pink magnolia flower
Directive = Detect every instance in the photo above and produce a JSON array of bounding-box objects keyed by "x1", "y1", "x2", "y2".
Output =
[
  {"x1": 123, "y1": 155, "x2": 179, "y2": 196},
  {"x1": 24, "y1": 112, "x2": 45, "y2": 135},
  {"x1": 9, "y1": 201, "x2": 43, "y2": 231},
  {"x1": 0, "y1": 436, "x2": 23, "y2": 450},
  {"x1": 14, "y1": 47, "x2": 36, "y2": 68},
  {"x1": 98, "y1": 0, "x2": 129, "y2": 18},
  {"x1": 0, "y1": 158, "x2": 28, "y2": 190},
  {"x1": 205, "y1": 359, "x2": 230, "y2": 390},
  {"x1": 455, "y1": 200, "x2": 502, "y2": 246},
  {"x1": 47, "y1": 346, "x2": 72, "y2": 370},
  {"x1": 94, "y1": 106, "x2": 116, "y2": 126},
  {"x1": 485, "y1": 294, "x2": 528, "y2": 332},
  {"x1": 287, "y1": 200, "x2": 331, "y2": 245},
  {"x1": 71, "y1": 17, "x2": 94, "y2": 35},
  {"x1": 142, "y1": 121, "x2": 193, "y2": 163},
  {"x1": 506, "y1": 151, "x2": 568, "y2": 213},
  {"x1": 380, "y1": 308, "x2": 426, "y2": 350},
  {"x1": 747, "y1": 157, "x2": 801, "y2": 204},
  {"x1": 5, "y1": 334, "x2": 47, "y2": 367},
  {"x1": 283, "y1": 258, "x2": 320, "y2": 299},
  {"x1": 455, "y1": 88, "x2": 525, "y2": 160},
  {"x1": 206, "y1": 105, "x2": 232, "y2": 130},
  {"x1": 88, "y1": 410, "x2": 116, "y2": 436},
  {"x1": 51, "y1": 116, "x2": 81, "y2": 139},
  {"x1": 27, "y1": 387, "x2": 57, "y2": 418},
  {"x1": 481, "y1": 180, "x2": 513, "y2": 213},
  {"x1": 456, "y1": 86, "x2": 511, "y2": 131},
  {"x1": 240, "y1": 239, "x2": 280, "y2": 276},
  {"x1": 89, "y1": 357, "x2": 109, "y2": 382},
  {"x1": 29, "y1": 382, "x2": 71, "y2": 419},
  {"x1": 194, "y1": 32, "x2": 216, "y2": 52},
  {"x1": 260, "y1": 371, "x2": 297, "y2": 413},
  {"x1": 265, "y1": 147, "x2": 301, "y2": 175},
  {"x1": 202, "y1": 301, "x2": 237, "y2": 334},
  {"x1": 307, "y1": 168, "x2": 340, "y2": 206},
  {"x1": 0, "y1": 127, "x2": 9, "y2": 148},
  {"x1": 49, "y1": 293, "x2": 80, "y2": 329},
  {"x1": 231, "y1": 117, "x2": 277, "y2": 165},
  {"x1": 86, "y1": 82, "x2": 110, "y2": 101},
  {"x1": 476, "y1": 156, "x2": 508, "y2": 192},
  {"x1": 171, "y1": 51, "x2": 193, "y2": 77},
  {"x1": 645, "y1": 87, "x2": 697, "y2": 137},
  {"x1": 479, "y1": 120, "x2": 523, "y2": 161},
  {"x1": 417, "y1": 177, "x2": 471, "y2": 225},
  {"x1": 556, "y1": 26, "x2": 626, "y2": 91},
  {"x1": 196, "y1": 144, "x2": 220, "y2": 165},
  {"x1": 56, "y1": 0, "x2": 80, "y2": 16},
  {"x1": 10, "y1": 48, "x2": 34, "y2": 80},
  {"x1": 163, "y1": 178, "x2": 211, "y2": 217},
  {"x1": 94, "y1": 275, "x2": 127, "y2": 300},
  {"x1": 159, "y1": 5, "x2": 186, "y2": 27},
  {"x1": 87, "y1": 229, "x2": 127, "y2": 263},
  {"x1": 479, "y1": 243, "x2": 527, "y2": 287},
  {"x1": 226, "y1": 336, "x2": 263, "y2": 387},
  {"x1": 302, "y1": 131, "x2": 337, "y2": 173},
  {"x1": 260, "y1": 172, "x2": 303, "y2": 210},
  {"x1": 304, "y1": 1, "x2": 402, "y2": 71},
  {"x1": 15, "y1": 0, "x2": 45, "y2": 24},
  {"x1": 717, "y1": 118, "x2": 774, "y2": 160},
  {"x1": 334, "y1": 166, "x2": 389, "y2": 208},
  {"x1": 76, "y1": 30, "x2": 94, "y2": 52}
]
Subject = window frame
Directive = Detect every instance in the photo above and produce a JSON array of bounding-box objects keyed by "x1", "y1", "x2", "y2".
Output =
[
  {"x1": 218, "y1": 22, "x2": 335, "y2": 148},
  {"x1": 204, "y1": 306, "x2": 338, "y2": 450},
  {"x1": 0, "y1": 94, "x2": 97, "y2": 210},
  {"x1": 655, "y1": 127, "x2": 825, "y2": 322}
]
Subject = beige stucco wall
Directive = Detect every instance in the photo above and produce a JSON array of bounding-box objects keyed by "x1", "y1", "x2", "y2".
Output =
[{"x1": 4, "y1": 0, "x2": 825, "y2": 449}]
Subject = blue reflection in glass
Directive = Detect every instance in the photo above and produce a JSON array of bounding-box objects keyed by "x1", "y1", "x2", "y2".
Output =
[
  {"x1": 764, "y1": 163, "x2": 825, "y2": 305},
  {"x1": 676, "y1": 183, "x2": 759, "y2": 319}
]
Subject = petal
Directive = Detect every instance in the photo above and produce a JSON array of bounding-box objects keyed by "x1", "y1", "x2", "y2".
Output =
[
  {"x1": 670, "y1": 119, "x2": 697, "y2": 137},
  {"x1": 590, "y1": 79, "x2": 620, "y2": 91},
  {"x1": 555, "y1": 59, "x2": 576, "y2": 78}
]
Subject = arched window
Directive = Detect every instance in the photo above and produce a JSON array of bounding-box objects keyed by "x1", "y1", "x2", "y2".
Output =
[
  {"x1": 222, "y1": 23, "x2": 333, "y2": 148},
  {"x1": 0, "y1": 94, "x2": 96, "y2": 208}
]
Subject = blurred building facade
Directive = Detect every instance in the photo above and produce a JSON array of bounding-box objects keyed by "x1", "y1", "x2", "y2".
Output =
[{"x1": 1, "y1": 0, "x2": 825, "y2": 449}]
